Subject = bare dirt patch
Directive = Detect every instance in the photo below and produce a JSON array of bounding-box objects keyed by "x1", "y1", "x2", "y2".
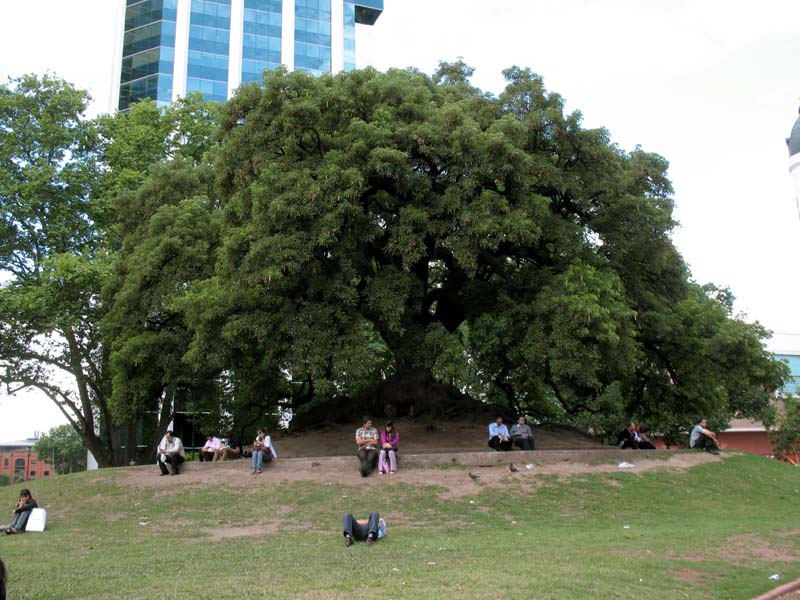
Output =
[
  {"x1": 671, "y1": 533, "x2": 800, "y2": 566},
  {"x1": 116, "y1": 420, "x2": 724, "y2": 499},
  {"x1": 669, "y1": 568, "x2": 723, "y2": 585},
  {"x1": 720, "y1": 533, "x2": 800, "y2": 563}
]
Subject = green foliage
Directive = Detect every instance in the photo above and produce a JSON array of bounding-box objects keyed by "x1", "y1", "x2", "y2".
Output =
[
  {"x1": 771, "y1": 397, "x2": 800, "y2": 464},
  {"x1": 32, "y1": 424, "x2": 86, "y2": 474},
  {"x1": 0, "y1": 74, "x2": 118, "y2": 464},
  {"x1": 170, "y1": 63, "x2": 783, "y2": 432}
]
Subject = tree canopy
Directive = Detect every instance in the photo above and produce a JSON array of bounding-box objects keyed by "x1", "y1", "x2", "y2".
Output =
[{"x1": 0, "y1": 66, "x2": 787, "y2": 464}]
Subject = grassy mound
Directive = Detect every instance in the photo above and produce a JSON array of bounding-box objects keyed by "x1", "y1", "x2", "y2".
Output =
[{"x1": 1, "y1": 454, "x2": 798, "y2": 599}]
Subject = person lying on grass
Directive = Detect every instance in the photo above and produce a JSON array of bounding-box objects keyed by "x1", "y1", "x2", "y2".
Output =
[
  {"x1": 0, "y1": 488, "x2": 37, "y2": 534},
  {"x1": 343, "y1": 512, "x2": 387, "y2": 546}
]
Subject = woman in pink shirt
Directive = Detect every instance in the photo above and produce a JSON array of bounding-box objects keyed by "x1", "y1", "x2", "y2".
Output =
[{"x1": 378, "y1": 421, "x2": 399, "y2": 475}]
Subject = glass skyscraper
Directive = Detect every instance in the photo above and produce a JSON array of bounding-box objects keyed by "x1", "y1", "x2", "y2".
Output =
[{"x1": 115, "y1": 0, "x2": 383, "y2": 111}]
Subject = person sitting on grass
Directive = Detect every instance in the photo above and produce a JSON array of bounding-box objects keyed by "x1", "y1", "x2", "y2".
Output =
[
  {"x1": 198, "y1": 433, "x2": 221, "y2": 462},
  {"x1": 689, "y1": 419, "x2": 720, "y2": 455},
  {"x1": 510, "y1": 415, "x2": 535, "y2": 451},
  {"x1": 0, "y1": 488, "x2": 37, "y2": 534},
  {"x1": 355, "y1": 416, "x2": 379, "y2": 477},
  {"x1": 342, "y1": 511, "x2": 387, "y2": 546},
  {"x1": 157, "y1": 431, "x2": 186, "y2": 475},
  {"x1": 488, "y1": 416, "x2": 512, "y2": 451},
  {"x1": 214, "y1": 432, "x2": 243, "y2": 461},
  {"x1": 378, "y1": 421, "x2": 399, "y2": 475},
  {"x1": 636, "y1": 426, "x2": 657, "y2": 450},
  {"x1": 618, "y1": 422, "x2": 640, "y2": 449},
  {"x1": 251, "y1": 428, "x2": 276, "y2": 475}
]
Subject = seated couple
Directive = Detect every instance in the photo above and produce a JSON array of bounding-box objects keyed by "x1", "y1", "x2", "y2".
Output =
[
  {"x1": 356, "y1": 417, "x2": 399, "y2": 477},
  {"x1": 617, "y1": 422, "x2": 656, "y2": 450},
  {"x1": 488, "y1": 416, "x2": 535, "y2": 451},
  {"x1": 198, "y1": 432, "x2": 244, "y2": 462},
  {"x1": 251, "y1": 428, "x2": 277, "y2": 475}
]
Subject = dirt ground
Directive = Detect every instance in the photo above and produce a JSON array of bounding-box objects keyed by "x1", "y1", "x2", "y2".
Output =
[
  {"x1": 125, "y1": 418, "x2": 722, "y2": 500},
  {"x1": 271, "y1": 417, "x2": 607, "y2": 457}
]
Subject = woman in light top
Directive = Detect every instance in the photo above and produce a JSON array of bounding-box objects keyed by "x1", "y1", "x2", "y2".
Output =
[
  {"x1": 378, "y1": 421, "x2": 399, "y2": 475},
  {"x1": 251, "y1": 428, "x2": 276, "y2": 475}
]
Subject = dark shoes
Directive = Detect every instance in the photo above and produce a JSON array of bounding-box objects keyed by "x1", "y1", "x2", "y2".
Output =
[
  {"x1": 707, "y1": 448, "x2": 720, "y2": 455},
  {"x1": 344, "y1": 535, "x2": 353, "y2": 547},
  {"x1": 359, "y1": 465, "x2": 367, "y2": 477},
  {"x1": 366, "y1": 534, "x2": 374, "y2": 546}
]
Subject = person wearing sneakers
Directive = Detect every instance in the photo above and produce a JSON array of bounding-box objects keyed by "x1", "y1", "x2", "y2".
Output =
[
  {"x1": 355, "y1": 416, "x2": 379, "y2": 477},
  {"x1": 157, "y1": 431, "x2": 186, "y2": 475},
  {"x1": 378, "y1": 421, "x2": 399, "y2": 475},
  {"x1": 251, "y1": 428, "x2": 276, "y2": 474},
  {"x1": 342, "y1": 512, "x2": 386, "y2": 546},
  {"x1": 689, "y1": 419, "x2": 720, "y2": 455}
]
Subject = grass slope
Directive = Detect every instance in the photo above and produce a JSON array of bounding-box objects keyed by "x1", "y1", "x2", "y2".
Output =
[{"x1": 0, "y1": 454, "x2": 798, "y2": 599}]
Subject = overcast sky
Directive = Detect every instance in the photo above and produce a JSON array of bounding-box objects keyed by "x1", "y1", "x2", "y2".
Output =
[{"x1": 1, "y1": 0, "x2": 799, "y2": 441}]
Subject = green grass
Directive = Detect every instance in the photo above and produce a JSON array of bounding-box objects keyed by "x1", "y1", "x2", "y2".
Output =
[{"x1": 1, "y1": 454, "x2": 799, "y2": 599}]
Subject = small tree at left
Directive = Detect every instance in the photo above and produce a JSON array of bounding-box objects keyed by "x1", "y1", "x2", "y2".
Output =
[
  {"x1": 0, "y1": 74, "x2": 120, "y2": 465},
  {"x1": 32, "y1": 424, "x2": 87, "y2": 474}
]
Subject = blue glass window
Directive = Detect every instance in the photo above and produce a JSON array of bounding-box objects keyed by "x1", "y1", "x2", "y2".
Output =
[
  {"x1": 186, "y1": 77, "x2": 228, "y2": 103},
  {"x1": 295, "y1": 0, "x2": 331, "y2": 75},
  {"x1": 343, "y1": 1, "x2": 356, "y2": 71},
  {"x1": 241, "y1": 0, "x2": 282, "y2": 83}
]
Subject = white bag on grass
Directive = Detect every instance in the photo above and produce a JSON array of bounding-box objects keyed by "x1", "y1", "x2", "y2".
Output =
[{"x1": 25, "y1": 507, "x2": 46, "y2": 532}]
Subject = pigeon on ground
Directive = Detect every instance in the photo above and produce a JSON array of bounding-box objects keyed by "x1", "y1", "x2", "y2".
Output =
[
  {"x1": 468, "y1": 472, "x2": 480, "y2": 480},
  {"x1": 509, "y1": 463, "x2": 518, "y2": 472}
]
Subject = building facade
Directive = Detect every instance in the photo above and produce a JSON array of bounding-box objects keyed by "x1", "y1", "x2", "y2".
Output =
[
  {"x1": 115, "y1": 0, "x2": 383, "y2": 111},
  {"x1": 0, "y1": 439, "x2": 52, "y2": 483}
]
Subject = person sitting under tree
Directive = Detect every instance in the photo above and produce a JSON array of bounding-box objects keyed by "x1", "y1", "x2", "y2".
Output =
[
  {"x1": 198, "y1": 433, "x2": 221, "y2": 462},
  {"x1": 251, "y1": 428, "x2": 276, "y2": 475},
  {"x1": 510, "y1": 415, "x2": 535, "y2": 451},
  {"x1": 157, "y1": 431, "x2": 186, "y2": 475},
  {"x1": 355, "y1": 416, "x2": 379, "y2": 477},
  {"x1": 618, "y1": 422, "x2": 640, "y2": 449},
  {"x1": 690, "y1": 419, "x2": 720, "y2": 455},
  {"x1": 488, "y1": 416, "x2": 512, "y2": 451}
]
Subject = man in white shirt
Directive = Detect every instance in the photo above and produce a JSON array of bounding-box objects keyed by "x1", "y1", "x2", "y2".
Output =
[
  {"x1": 157, "y1": 431, "x2": 186, "y2": 475},
  {"x1": 488, "y1": 416, "x2": 513, "y2": 451}
]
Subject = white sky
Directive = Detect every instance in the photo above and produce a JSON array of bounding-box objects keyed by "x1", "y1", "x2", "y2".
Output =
[{"x1": 0, "y1": 0, "x2": 799, "y2": 441}]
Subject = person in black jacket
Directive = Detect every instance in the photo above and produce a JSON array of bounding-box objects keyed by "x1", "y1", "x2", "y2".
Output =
[
  {"x1": 618, "y1": 423, "x2": 640, "y2": 449},
  {"x1": 1, "y1": 488, "x2": 37, "y2": 534}
]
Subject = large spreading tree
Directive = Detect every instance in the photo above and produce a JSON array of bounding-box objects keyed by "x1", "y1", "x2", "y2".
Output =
[
  {"x1": 0, "y1": 66, "x2": 787, "y2": 459},
  {"x1": 175, "y1": 64, "x2": 784, "y2": 433}
]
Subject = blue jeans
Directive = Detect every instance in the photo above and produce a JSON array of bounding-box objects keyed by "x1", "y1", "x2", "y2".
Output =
[
  {"x1": 251, "y1": 449, "x2": 273, "y2": 471},
  {"x1": 343, "y1": 511, "x2": 379, "y2": 541}
]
